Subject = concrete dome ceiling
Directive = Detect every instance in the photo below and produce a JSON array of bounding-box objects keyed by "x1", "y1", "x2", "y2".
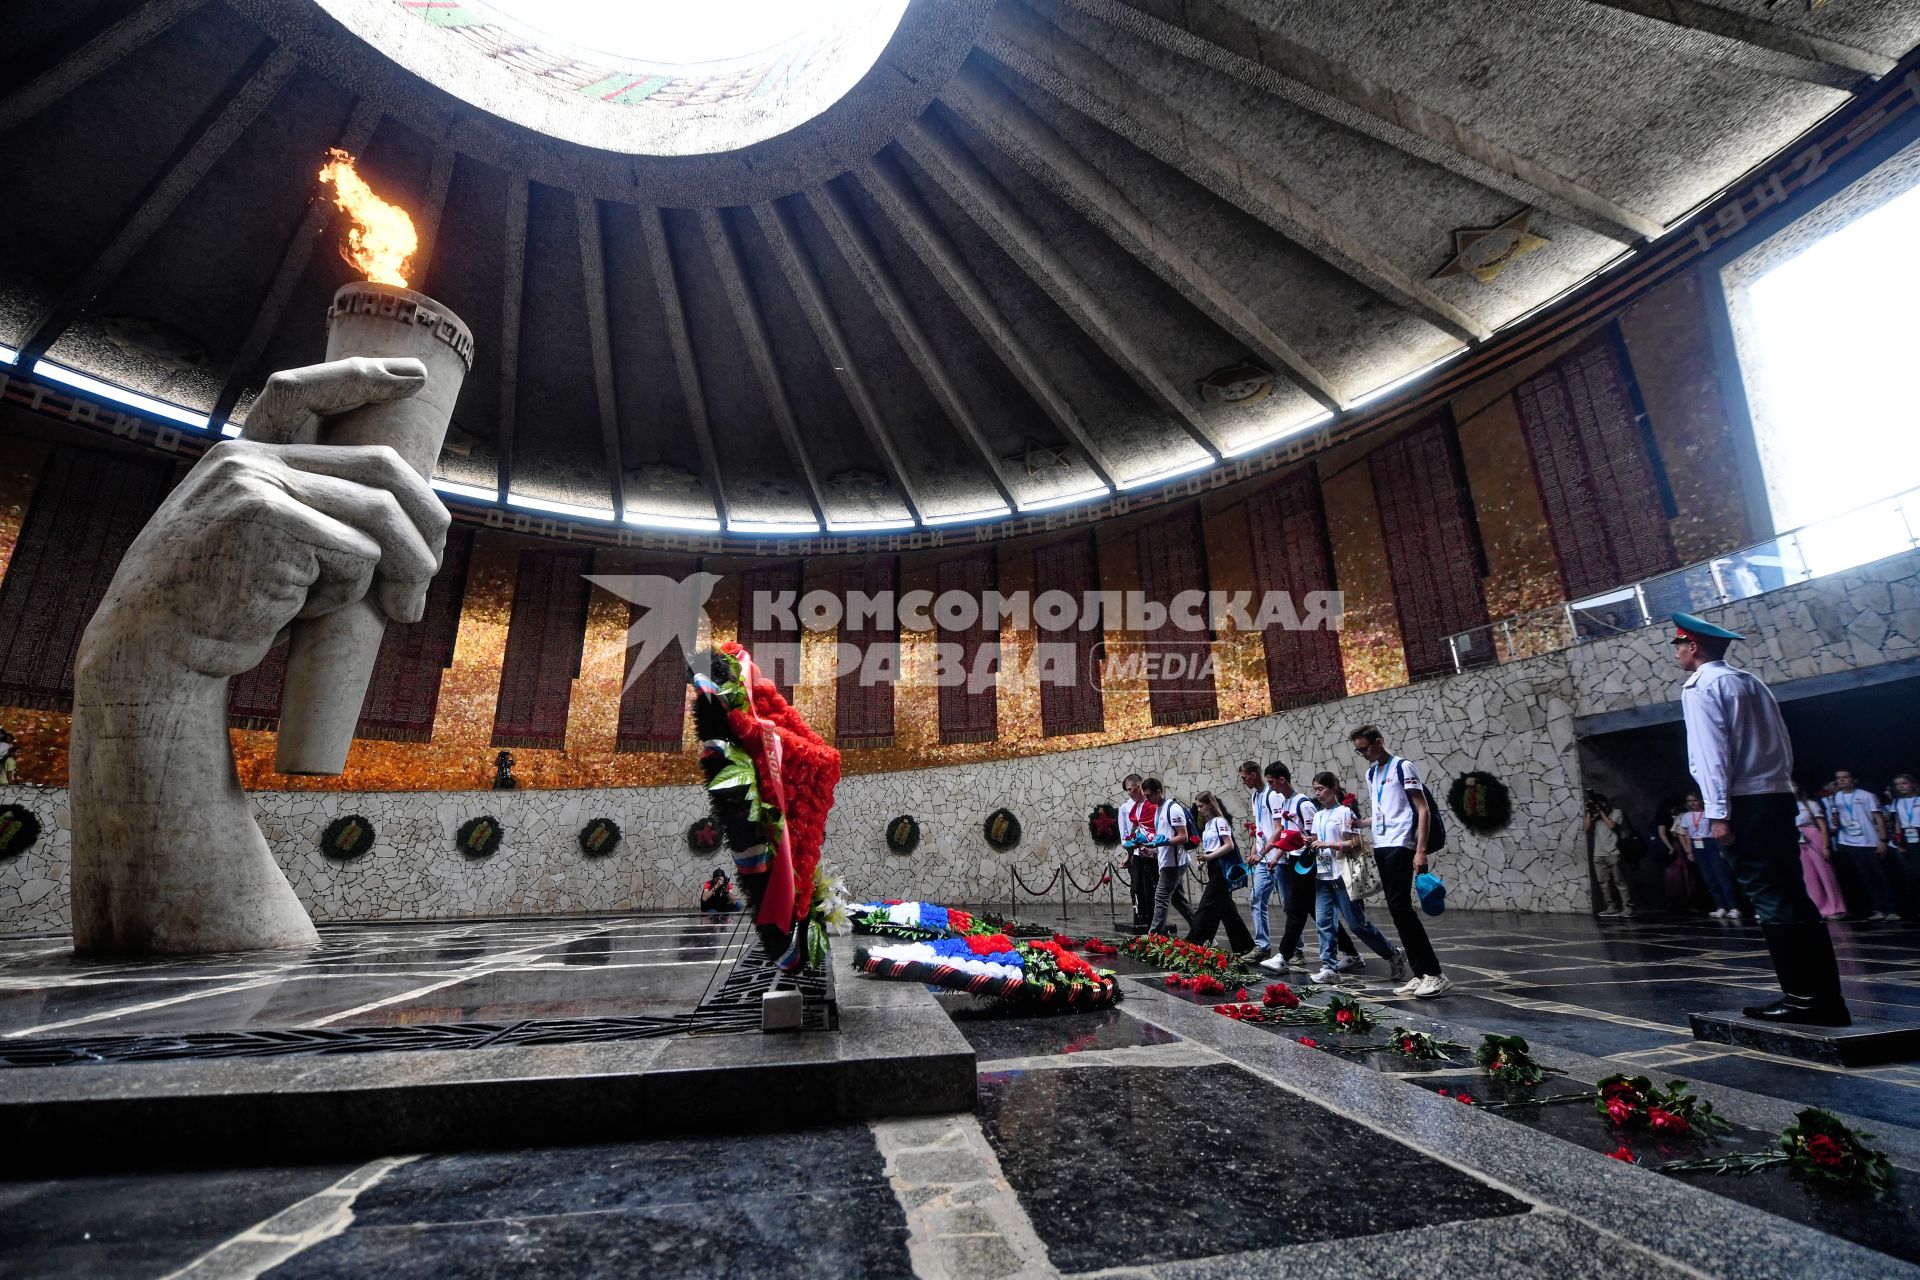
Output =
[{"x1": 1, "y1": 0, "x2": 1916, "y2": 533}]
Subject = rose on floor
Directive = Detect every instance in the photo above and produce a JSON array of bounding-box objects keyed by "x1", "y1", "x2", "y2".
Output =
[
  {"x1": 1389, "y1": 1027, "x2": 1461, "y2": 1061},
  {"x1": 1321, "y1": 992, "x2": 1375, "y2": 1034},
  {"x1": 1475, "y1": 1033, "x2": 1553, "y2": 1087},
  {"x1": 1594, "y1": 1074, "x2": 1728, "y2": 1136}
]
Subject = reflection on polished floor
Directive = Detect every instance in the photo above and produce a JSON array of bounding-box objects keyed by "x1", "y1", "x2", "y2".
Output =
[
  {"x1": 0, "y1": 915, "x2": 755, "y2": 1040},
  {"x1": 2, "y1": 910, "x2": 1916, "y2": 1278}
]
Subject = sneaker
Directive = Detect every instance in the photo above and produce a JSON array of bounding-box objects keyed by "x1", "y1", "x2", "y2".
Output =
[
  {"x1": 1389, "y1": 949, "x2": 1409, "y2": 984},
  {"x1": 1240, "y1": 946, "x2": 1273, "y2": 964},
  {"x1": 1310, "y1": 966, "x2": 1341, "y2": 984},
  {"x1": 1259, "y1": 953, "x2": 1291, "y2": 973},
  {"x1": 1597, "y1": 910, "x2": 1623, "y2": 919},
  {"x1": 1337, "y1": 954, "x2": 1366, "y2": 973},
  {"x1": 1873, "y1": 911, "x2": 1897, "y2": 921},
  {"x1": 1414, "y1": 974, "x2": 1455, "y2": 999},
  {"x1": 1393, "y1": 975, "x2": 1424, "y2": 996}
]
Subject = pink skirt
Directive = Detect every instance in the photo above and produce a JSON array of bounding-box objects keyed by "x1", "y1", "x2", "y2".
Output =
[{"x1": 1798, "y1": 823, "x2": 1847, "y2": 918}]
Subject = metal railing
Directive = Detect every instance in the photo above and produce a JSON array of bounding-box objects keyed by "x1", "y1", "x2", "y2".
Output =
[{"x1": 1447, "y1": 485, "x2": 1920, "y2": 672}]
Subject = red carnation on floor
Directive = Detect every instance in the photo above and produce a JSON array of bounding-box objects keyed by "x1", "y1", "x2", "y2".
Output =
[
  {"x1": 1298, "y1": 1037, "x2": 1318, "y2": 1047},
  {"x1": 1806, "y1": 1134, "x2": 1847, "y2": 1169},
  {"x1": 1607, "y1": 1146, "x2": 1638, "y2": 1164}
]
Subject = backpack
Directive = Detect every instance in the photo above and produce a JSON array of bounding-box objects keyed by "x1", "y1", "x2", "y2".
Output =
[
  {"x1": 1170, "y1": 801, "x2": 1203, "y2": 849},
  {"x1": 1388, "y1": 759, "x2": 1447, "y2": 852}
]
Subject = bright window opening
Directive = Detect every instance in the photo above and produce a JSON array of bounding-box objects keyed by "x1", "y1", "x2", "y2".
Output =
[{"x1": 1743, "y1": 181, "x2": 1920, "y2": 535}]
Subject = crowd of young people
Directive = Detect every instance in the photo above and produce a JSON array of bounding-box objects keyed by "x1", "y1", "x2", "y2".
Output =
[
  {"x1": 1588, "y1": 768, "x2": 1920, "y2": 922},
  {"x1": 1116, "y1": 725, "x2": 1454, "y2": 999}
]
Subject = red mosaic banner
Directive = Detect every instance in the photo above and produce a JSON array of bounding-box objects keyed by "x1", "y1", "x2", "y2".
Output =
[
  {"x1": 736, "y1": 561, "x2": 803, "y2": 702},
  {"x1": 1137, "y1": 505, "x2": 1219, "y2": 727},
  {"x1": 937, "y1": 550, "x2": 998, "y2": 745},
  {"x1": 356, "y1": 526, "x2": 475, "y2": 742},
  {"x1": 0, "y1": 446, "x2": 173, "y2": 712},
  {"x1": 616, "y1": 555, "x2": 697, "y2": 754},
  {"x1": 1033, "y1": 534, "x2": 1104, "y2": 737},
  {"x1": 1368, "y1": 415, "x2": 1489, "y2": 679},
  {"x1": 1515, "y1": 333, "x2": 1677, "y2": 599},
  {"x1": 835, "y1": 557, "x2": 897, "y2": 749},
  {"x1": 1245, "y1": 468, "x2": 1345, "y2": 710},
  {"x1": 491, "y1": 547, "x2": 593, "y2": 750}
]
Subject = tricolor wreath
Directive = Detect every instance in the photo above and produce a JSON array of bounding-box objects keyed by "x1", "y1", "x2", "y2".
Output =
[{"x1": 849, "y1": 900, "x2": 1121, "y2": 1009}]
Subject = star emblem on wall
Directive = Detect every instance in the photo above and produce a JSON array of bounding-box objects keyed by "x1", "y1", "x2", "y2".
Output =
[{"x1": 1433, "y1": 210, "x2": 1550, "y2": 284}]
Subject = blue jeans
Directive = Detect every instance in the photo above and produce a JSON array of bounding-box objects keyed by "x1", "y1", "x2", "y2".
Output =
[
  {"x1": 1693, "y1": 838, "x2": 1740, "y2": 912},
  {"x1": 1250, "y1": 863, "x2": 1280, "y2": 948},
  {"x1": 1314, "y1": 878, "x2": 1398, "y2": 968}
]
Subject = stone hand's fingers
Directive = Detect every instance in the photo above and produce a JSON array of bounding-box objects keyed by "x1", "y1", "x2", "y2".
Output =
[
  {"x1": 260, "y1": 494, "x2": 383, "y2": 620},
  {"x1": 269, "y1": 467, "x2": 438, "y2": 623},
  {"x1": 242, "y1": 358, "x2": 427, "y2": 445},
  {"x1": 273, "y1": 442, "x2": 451, "y2": 561}
]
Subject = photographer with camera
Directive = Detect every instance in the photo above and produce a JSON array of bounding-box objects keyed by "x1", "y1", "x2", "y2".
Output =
[
  {"x1": 1584, "y1": 791, "x2": 1637, "y2": 918},
  {"x1": 700, "y1": 868, "x2": 741, "y2": 917}
]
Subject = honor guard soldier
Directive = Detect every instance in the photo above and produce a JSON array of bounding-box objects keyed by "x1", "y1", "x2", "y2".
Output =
[{"x1": 1672, "y1": 613, "x2": 1849, "y2": 1026}]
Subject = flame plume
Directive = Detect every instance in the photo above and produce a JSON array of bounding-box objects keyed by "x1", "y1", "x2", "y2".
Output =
[{"x1": 317, "y1": 148, "x2": 417, "y2": 288}]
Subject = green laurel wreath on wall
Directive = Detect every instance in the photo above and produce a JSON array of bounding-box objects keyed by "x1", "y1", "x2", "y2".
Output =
[
  {"x1": 886, "y1": 815, "x2": 921, "y2": 856},
  {"x1": 457, "y1": 815, "x2": 504, "y2": 858},
  {"x1": 1447, "y1": 771, "x2": 1513, "y2": 835},
  {"x1": 983, "y1": 808, "x2": 1022, "y2": 850},
  {"x1": 580, "y1": 817, "x2": 622, "y2": 856},
  {"x1": 319, "y1": 814, "x2": 376, "y2": 860},
  {"x1": 0, "y1": 805, "x2": 42, "y2": 859}
]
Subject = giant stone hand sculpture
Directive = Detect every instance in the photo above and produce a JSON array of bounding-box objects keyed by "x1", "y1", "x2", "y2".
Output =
[{"x1": 70, "y1": 358, "x2": 449, "y2": 955}]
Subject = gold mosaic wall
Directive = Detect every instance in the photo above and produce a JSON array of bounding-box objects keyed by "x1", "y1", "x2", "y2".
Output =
[{"x1": 0, "y1": 299, "x2": 1754, "y2": 791}]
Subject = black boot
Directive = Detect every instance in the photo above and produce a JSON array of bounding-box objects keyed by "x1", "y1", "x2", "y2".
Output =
[{"x1": 1743, "y1": 922, "x2": 1851, "y2": 1027}]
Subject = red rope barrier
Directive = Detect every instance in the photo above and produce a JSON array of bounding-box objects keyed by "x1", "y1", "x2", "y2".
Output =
[{"x1": 1011, "y1": 865, "x2": 1062, "y2": 897}]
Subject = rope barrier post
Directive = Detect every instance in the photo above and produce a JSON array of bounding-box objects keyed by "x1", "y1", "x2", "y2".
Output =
[
  {"x1": 1061, "y1": 862, "x2": 1069, "y2": 922},
  {"x1": 1010, "y1": 865, "x2": 1016, "y2": 923}
]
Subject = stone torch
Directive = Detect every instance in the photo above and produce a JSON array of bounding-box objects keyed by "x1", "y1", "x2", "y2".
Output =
[{"x1": 274, "y1": 153, "x2": 474, "y2": 774}]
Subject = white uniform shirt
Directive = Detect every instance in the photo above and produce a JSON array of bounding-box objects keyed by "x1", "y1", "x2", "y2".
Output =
[
  {"x1": 1250, "y1": 785, "x2": 1279, "y2": 858},
  {"x1": 1312, "y1": 805, "x2": 1355, "y2": 881},
  {"x1": 1825, "y1": 788, "x2": 1881, "y2": 848},
  {"x1": 1201, "y1": 815, "x2": 1234, "y2": 855},
  {"x1": 1895, "y1": 795, "x2": 1920, "y2": 846},
  {"x1": 1679, "y1": 661, "x2": 1794, "y2": 820},
  {"x1": 1121, "y1": 798, "x2": 1156, "y2": 849},
  {"x1": 1155, "y1": 800, "x2": 1192, "y2": 869},
  {"x1": 1366, "y1": 756, "x2": 1426, "y2": 848},
  {"x1": 1677, "y1": 810, "x2": 1712, "y2": 843}
]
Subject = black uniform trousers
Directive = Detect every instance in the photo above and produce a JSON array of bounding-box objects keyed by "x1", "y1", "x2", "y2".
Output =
[
  {"x1": 1187, "y1": 859, "x2": 1254, "y2": 952},
  {"x1": 1725, "y1": 792, "x2": 1843, "y2": 1004},
  {"x1": 1128, "y1": 854, "x2": 1157, "y2": 927}
]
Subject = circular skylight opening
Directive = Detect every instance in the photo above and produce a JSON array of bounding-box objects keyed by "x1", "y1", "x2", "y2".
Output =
[{"x1": 315, "y1": 0, "x2": 914, "y2": 156}]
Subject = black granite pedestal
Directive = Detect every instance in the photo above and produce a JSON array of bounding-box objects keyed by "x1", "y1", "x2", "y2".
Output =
[
  {"x1": 0, "y1": 917, "x2": 975, "y2": 1175},
  {"x1": 1690, "y1": 1010, "x2": 1920, "y2": 1067}
]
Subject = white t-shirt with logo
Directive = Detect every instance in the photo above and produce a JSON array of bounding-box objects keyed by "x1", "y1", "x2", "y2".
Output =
[
  {"x1": 1155, "y1": 801, "x2": 1192, "y2": 869},
  {"x1": 1202, "y1": 815, "x2": 1234, "y2": 856},
  {"x1": 1366, "y1": 757, "x2": 1425, "y2": 849},
  {"x1": 1894, "y1": 796, "x2": 1920, "y2": 847},
  {"x1": 1312, "y1": 805, "x2": 1356, "y2": 882},
  {"x1": 1826, "y1": 789, "x2": 1881, "y2": 848}
]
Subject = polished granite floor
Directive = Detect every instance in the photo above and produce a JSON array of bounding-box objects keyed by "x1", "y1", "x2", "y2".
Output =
[
  {"x1": 0, "y1": 917, "x2": 755, "y2": 1041},
  {"x1": 3, "y1": 908, "x2": 1917, "y2": 1278}
]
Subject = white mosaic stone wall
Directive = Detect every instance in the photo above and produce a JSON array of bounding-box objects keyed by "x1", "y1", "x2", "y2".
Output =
[
  {"x1": 0, "y1": 651, "x2": 1590, "y2": 935},
  {"x1": 1570, "y1": 549, "x2": 1920, "y2": 718}
]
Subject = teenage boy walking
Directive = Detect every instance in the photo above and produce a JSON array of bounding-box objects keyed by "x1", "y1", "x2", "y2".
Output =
[
  {"x1": 1352, "y1": 725, "x2": 1452, "y2": 998},
  {"x1": 1144, "y1": 777, "x2": 1196, "y2": 935}
]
